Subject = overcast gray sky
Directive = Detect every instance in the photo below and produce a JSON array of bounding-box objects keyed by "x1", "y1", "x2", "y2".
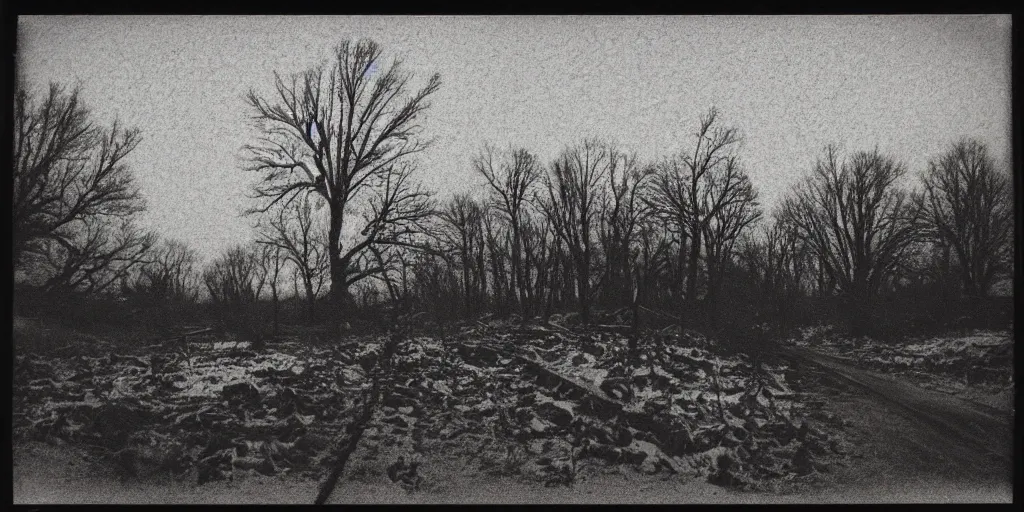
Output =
[{"x1": 17, "y1": 15, "x2": 1012, "y2": 262}]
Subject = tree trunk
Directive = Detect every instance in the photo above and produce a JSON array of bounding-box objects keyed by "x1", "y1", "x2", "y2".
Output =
[
  {"x1": 847, "y1": 281, "x2": 872, "y2": 337},
  {"x1": 682, "y1": 229, "x2": 700, "y2": 330},
  {"x1": 462, "y1": 252, "x2": 473, "y2": 318},
  {"x1": 706, "y1": 269, "x2": 719, "y2": 331},
  {"x1": 578, "y1": 265, "x2": 590, "y2": 325},
  {"x1": 328, "y1": 206, "x2": 346, "y2": 336},
  {"x1": 304, "y1": 279, "x2": 317, "y2": 324},
  {"x1": 271, "y1": 285, "x2": 280, "y2": 337}
]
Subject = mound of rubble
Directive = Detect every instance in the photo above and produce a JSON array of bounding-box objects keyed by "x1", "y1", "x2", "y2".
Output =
[{"x1": 14, "y1": 322, "x2": 851, "y2": 493}]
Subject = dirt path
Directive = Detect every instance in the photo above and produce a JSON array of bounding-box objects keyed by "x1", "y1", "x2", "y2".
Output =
[{"x1": 779, "y1": 346, "x2": 1014, "y2": 502}]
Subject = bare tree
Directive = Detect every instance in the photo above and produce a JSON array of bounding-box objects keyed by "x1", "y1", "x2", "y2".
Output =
[
  {"x1": 14, "y1": 82, "x2": 150, "y2": 294},
  {"x1": 436, "y1": 193, "x2": 487, "y2": 317},
  {"x1": 254, "y1": 242, "x2": 287, "y2": 336},
  {"x1": 598, "y1": 149, "x2": 652, "y2": 310},
  {"x1": 737, "y1": 216, "x2": 809, "y2": 332},
  {"x1": 124, "y1": 238, "x2": 201, "y2": 304},
  {"x1": 518, "y1": 210, "x2": 550, "y2": 318},
  {"x1": 917, "y1": 138, "x2": 1012, "y2": 299},
  {"x1": 632, "y1": 215, "x2": 674, "y2": 308},
  {"x1": 481, "y1": 206, "x2": 511, "y2": 313},
  {"x1": 257, "y1": 194, "x2": 330, "y2": 323},
  {"x1": 700, "y1": 161, "x2": 761, "y2": 328},
  {"x1": 28, "y1": 216, "x2": 155, "y2": 296},
  {"x1": 474, "y1": 144, "x2": 543, "y2": 316},
  {"x1": 244, "y1": 39, "x2": 441, "y2": 333},
  {"x1": 779, "y1": 146, "x2": 922, "y2": 335},
  {"x1": 649, "y1": 107, "x2": 745, "y2": 325},
  {"x1": 203, "y1": 245, "x2": 266, "y2": 306},
  {"x1": 539, "y1": 139, "x2": 610, "y2": 324}
]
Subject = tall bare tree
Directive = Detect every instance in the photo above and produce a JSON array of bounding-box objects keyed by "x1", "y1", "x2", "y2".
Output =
[
  {"x1": 700, "y1": 161, "x2": 761, "y2": 328},
  {"x1": 474, "y1": 144, "x2": 543, "y2": 316},
  {"x1": 917, "y1": 138, "x2": 1012, "y2": 298},
  {"x1": 244, "y1": 39, "x2": 441, "y2": 332},
  {"x1": 737, "y1": 216, "x2": 808, "y2": 331},
  {"x1": 779, "y1": 146, "x2": 922, "y2": 335},
  {"x1": 649, "y1": 107, "x2": 745, "y2": 324},
  {"x1": 255, "y1": 242, "x2": 287, "y2": 336},
  {"x1": 598, "y1": 149, "x2": 652, "y2": 309},
  {"x1": 539, "y1": 139, "x2": 610, "y2": 324},
  {"x1": 481, "y1": 207, "x2": 511, "y2": 313},
  {"x1": 436, "y1": 193, "x2": 487, "y2": 317},
  {"x1": 29, "y1": 216, "x2": 155, "y2": 296},
  {"x1": 203, "y1": 244, "x2": 269, "y2": 341},
  {"x1": 203, "y1": 244, "x2": 266, "y2": 306}
]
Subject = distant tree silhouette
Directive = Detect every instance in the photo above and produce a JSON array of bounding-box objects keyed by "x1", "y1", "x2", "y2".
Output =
[
  {"x1": 917, "y1": 139, "x2": 1012, "y2": 299},
  {"x1": 474, "y1": 144, "x2": 543, "y2": 317},
  {"x1": 255, "y1": 195, "x2": 329, "y2": 323},
  {"x1": 539, "y1": 139, "x2": 610, "y2": 325},
  {"x1": 780, "y1": 146, "x2": 922, "y2": 336}
]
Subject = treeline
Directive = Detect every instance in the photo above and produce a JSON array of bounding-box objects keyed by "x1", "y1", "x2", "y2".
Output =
[
  {"x1": 13, "y1": 39, "x2": 1013, "y2": 341},
  {"x1": 369, "y1": 130, "x2": 1013, "y2": 338}
]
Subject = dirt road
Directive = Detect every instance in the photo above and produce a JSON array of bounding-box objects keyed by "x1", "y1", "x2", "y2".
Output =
[{"x1": 780, "y1": 346, "x2": 1014, "y2": 502}]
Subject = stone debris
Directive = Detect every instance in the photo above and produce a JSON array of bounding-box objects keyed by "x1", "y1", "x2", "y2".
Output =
[{"x1": 14, "y1": 320, "x2": 852, "y2": 491}]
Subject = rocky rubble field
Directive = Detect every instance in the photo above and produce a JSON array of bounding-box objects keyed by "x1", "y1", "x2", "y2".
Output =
[
  {"x1": 13, "y1": 321, "x2": 853, "y2": 496},
  {"x1": 789, "y1": 326, "x2": 1014, "y2": 411}
]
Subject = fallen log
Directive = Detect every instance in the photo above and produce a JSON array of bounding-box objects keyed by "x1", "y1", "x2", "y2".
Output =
[
  {"x1": 590, "y1": 324, "x2": 633, "y2": 334},
  {"x1": 148, "y1": 327, "x2": 216, "y2": 349},
  {"x1": 452, "y1": 339, "x2": 687, "y2": 468},
  {"x1": 173, "y1": 327, "x2": 215, "y2": 340},
  {"x1": 513, "y1": 353, "x2": 624, "y2": 412}
]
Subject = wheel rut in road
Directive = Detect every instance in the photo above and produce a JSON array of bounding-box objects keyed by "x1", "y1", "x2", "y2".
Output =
[{"x1": 782, "y1": 346, "x2": 1013, "y2": 466}]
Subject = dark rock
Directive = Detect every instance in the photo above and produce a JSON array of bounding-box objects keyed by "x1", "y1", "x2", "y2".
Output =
[
  {"x1": 387, "y1": 457, "x2": 407, "y2": 482},
  {"x1": 732, "y1": 425, "x2": 749, "y2": 442},
  {"x1": 797, "y1": 421, "x2": 809, "y2": 442},
  {"x1": 514, "y1": 407, "x2": 535, "y2": 424},
  {"x1": 536, "y1": 401, "x2": 574, "y2": 427},
  {"x1": 792, "y1": 443, "x2": 814, "y2": 475},
  {"x1": 614, "y1": 426, "x2": 634, "y2": 447},
  {"x1": 720, "y1": 431, "x2": 743, "y2": 448},
  {"x1": 256, "y1": 457, "x2": 277, "y2": 476},
  {"x1": 622, "y1": 446, "x2": 648, "y2": 465},
  {"x1": 581, "y1": 341, "x2": 605, "y2": 358},
  {"x1": 382, "y1": 414, "x2": 410, "y2": 428},
  {"x1": 586, "y1": 442, "x2": 621, "y2": 463},
  {"x1": 662, "y1": 426, "x2": 694, "y2": 456},
  {"x1": 516, "y1": 392, "x2": 537, "y2": 407},
  {"x1": 383, "y1": 394, "x2": 417, "y2": 409},
  {"x1": 584, "y1": 424, "x2": 615, "y2": 445},
  {"x1": 358, "y1": 351, "x2": 379, "y2": 372},
  {"x1": 563, "y1": 312, "x2": 581, "y2": 326},
  {"x1": 93, "y1": 403, "x2": 152, "y2": 445},
  {"x1": 222, "y1": 382, "x2": 260, "y2": 403},
  {"x1": 599, "y1": 377, "x2": 632, "y2": 402}
]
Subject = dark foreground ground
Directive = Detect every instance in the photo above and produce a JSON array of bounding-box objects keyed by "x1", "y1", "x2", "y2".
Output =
[{"x1": 15, "y1": 344, "x2": 1013, "y2": 504}]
